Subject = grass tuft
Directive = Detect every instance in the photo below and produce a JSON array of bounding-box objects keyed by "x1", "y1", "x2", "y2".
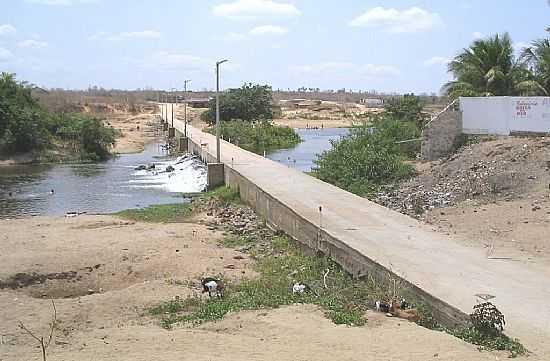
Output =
[
  {"x1": 201, "y1": 186, "x2": 241, "y2": 204},
  {"x1": 151, "y1": 234, "x2": 375, "y2": 329},
  {"x1": 115, "y1": 203, "x2": 193, "y2": 223}
]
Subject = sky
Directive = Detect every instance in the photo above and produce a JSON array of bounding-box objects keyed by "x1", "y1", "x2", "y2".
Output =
[{"x1": 0, "y1": 0, "x2": 549, "y2": 94}]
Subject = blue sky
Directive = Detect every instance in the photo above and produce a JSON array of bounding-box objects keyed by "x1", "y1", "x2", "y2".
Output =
[{"x1": 0, "y1": 0, "x2": 548, "y2": 93}]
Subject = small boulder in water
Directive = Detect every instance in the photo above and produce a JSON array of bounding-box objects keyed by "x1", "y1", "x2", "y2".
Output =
[
  {"x1": 147, "y1": 163, "x2": 155, "y2": 170},
  {"x1": 166, "y1": 165, "x2": 175, "y2": 172},
  {"x1": 135, "y1": 165, "x2": 147, "y2": 171}
]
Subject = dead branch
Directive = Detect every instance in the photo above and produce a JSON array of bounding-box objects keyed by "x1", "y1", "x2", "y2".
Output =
[{"x1": 18, "y1": 299, "x2": 57, "y2": 361}]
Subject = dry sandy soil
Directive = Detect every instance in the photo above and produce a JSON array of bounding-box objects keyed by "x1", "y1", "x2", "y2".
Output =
[
  {"x1": 101, "y1": 104, "x2": 161, "y2": 154},
  {"x1": 377, "y1": 136, "x2": 550, "y2": 273},
  {"x1": 0, "y1": 213, "x2": 527, "y2": 361},
  {"x1": 275, "y1": 101, "x2": 382, "y2": 129}
]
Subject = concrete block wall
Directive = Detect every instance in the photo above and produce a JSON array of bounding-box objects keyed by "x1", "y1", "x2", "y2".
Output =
[{"x1": 421, "y1": 103, "x2": 462, "y2": 161}]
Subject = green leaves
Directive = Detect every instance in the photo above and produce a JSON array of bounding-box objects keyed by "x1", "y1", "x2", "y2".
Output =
[
  {"x1": 0, "y1": 73, "x2": 117, "y2": 160},
  {"x1": 202, "y1": 83, "x2": 274, "y2": 124},
  {"x1": 312, "y1": 116, "x2": 418, "y2": 197},
  {"x1": 444, "y1": 32, "x2": 547, "y2": 97},
  {"x1": 208, "y1": 120, "x2": 301, "y2": 154}
]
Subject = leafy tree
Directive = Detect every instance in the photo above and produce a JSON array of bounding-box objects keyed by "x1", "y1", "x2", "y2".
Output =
[
  {"x1": 0, "y1": 72, "x2": 49, "y2": 153},
  {"x1": 520, "y1": 38, "x2": 550, "y2": 94},
  {"x1": 384, "y1": 94, "x2": 426, "y2": 126},
  {"x1": 0, "y1": 73, "x2": 117, "y2": 160},
  {"x1": 76, "y1": 116, "x2": 116, "y2": 160},
  {"x1": 202, "y1": 83, "x2": 273, "y2": 124},
  {"x1": 443, "y1": 33, "x2": 545, "y2": 98}
]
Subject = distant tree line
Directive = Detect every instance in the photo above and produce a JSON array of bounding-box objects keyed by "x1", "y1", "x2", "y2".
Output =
[{"x1": 0, "y1": 73, "x2": 117, "y2": 161}]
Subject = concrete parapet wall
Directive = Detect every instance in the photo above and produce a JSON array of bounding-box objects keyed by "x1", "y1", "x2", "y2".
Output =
[{"x1": 187, "y1": 136, "x2": 469, "y2": 329}]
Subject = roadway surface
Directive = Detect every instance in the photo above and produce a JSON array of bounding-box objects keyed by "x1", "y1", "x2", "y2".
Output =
[{"x1": 170, "y1": 114, "x2": 549, "y2": 358}]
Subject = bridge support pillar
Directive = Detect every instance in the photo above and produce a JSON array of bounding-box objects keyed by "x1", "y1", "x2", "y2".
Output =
[
  {"x1": 168, "y1": 127, "x2": 175, "y2": 138},
  {"x1": 162, "y1": 122, "x2": 168, "y2": 132},
  {"x1": 207, "y1": 163, "x2": 225, "y2": 190},
  {"x1": 178, "y1": 137, "x2": 188, "y2": 153}
]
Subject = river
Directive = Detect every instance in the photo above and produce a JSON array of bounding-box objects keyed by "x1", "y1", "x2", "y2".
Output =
[
  {"x1": 0, "y1": 128, "x2": 348, "y2": 218},
  {"x1": 266, "y1": 127, "x2": 349, "y2": 172},
  {"x1": 0, "y1": 143, "x2": 206, "y2": 219}
]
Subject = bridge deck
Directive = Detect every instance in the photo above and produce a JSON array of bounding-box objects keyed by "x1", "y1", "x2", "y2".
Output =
[{"x1": 173, "y1": 118, "x2": 549, "y2": 357}]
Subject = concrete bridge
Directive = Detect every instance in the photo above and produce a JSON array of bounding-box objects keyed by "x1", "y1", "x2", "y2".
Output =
[{"x1": 164, "y1": 113, "x2": 549, "y2": 357}]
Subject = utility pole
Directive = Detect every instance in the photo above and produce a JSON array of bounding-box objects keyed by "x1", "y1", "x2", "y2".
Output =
[
  {"x1": 216, "y1": 59, "x2": 228, "y2": 163},
  {"x1": 170, "y1": 88, "x2": 176, "y2": 128},
  {"x1": 183, "y1": 79, "x2": 191, "y2": 137}
]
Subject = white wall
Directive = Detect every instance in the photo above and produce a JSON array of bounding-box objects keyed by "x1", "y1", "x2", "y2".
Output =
[{"x1": 460, "y1": 97, "x2": 550, "y2": 135}]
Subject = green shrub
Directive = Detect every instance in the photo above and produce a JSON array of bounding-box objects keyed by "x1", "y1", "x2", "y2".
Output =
[
  {"x1": 312, "y1": 116, "x2": 419, "y2": 197},
  {"x1": 384, "y1": 93, "x2": 426, "y2": 126},
  {"x1": 115, "y1": 203, "x2": 193, "y2": 223},
  {"x1": 207, "y1": 120, "x2": 301, "y2": 153},
  {"x1": 0, "y1": 73, "x2": 118, "y2": 160}
]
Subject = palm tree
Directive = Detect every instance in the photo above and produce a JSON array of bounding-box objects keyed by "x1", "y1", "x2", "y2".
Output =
[
  {"x1": 520, "y1": 38, "x2": 550, "y2": 95},
  {"x1": 443, "y1": 33, "x2": 545, "y2": 98}
]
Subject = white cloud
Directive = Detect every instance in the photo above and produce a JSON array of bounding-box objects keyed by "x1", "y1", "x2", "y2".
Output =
[
  {"x1": 0, "y1": 24, "x2": 16, "y2": 36},
  {"x1": 25, "y1": 0, "x2": 98, "y2": 5},
  {"x1": 349, "y1": 6, "x2": 442, "y2": 33},
  {"x1": 290, "y1": 62, "x2": 400, "y2": 77},
  {"x1": 18, "y1": 39, "x2": 48, "y2": 49},
  {"x1": 424, "y1": 56, "x2": 450, "y2": 67},
  {"x1": 0, "y1": 47, "x2": 14, "y2": 62},
  {"x1": 213, "y1": 0, "x2": 300, "y2": 20},
  {"x1": 89, "y1": 30, "x2": 161, "y2": 41},
  {"x1": 250, "y1": 25, "x2": 288, "y2": 35},
  {"x1": 472, "y1": 31, "x2": 484, "y2": 39}
]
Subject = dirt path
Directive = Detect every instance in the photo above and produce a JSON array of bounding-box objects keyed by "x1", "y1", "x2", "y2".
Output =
[{"x1": 0, "y1": 215, "x2": 531, "y2": 360}]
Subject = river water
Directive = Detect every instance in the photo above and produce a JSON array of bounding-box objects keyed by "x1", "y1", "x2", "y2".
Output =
[
  {"x1": 266, "y1": 127, "x2": 349, "y2": 172},
  {"x1": 0, "y1": 143, "x2": 206, "y2": 219},
  {"x1": 0, "y1": 128, "x2": 348, "y2": 218}
]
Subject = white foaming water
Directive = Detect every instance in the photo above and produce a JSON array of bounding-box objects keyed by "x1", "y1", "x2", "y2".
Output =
[{"x1": 128, "y1": 153, "x2": 207, "y2": 193}]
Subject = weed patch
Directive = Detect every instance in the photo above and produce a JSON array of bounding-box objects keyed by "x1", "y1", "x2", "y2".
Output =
[{"x1": 115, "y1": 203, "x2": 193, "y2": 223}]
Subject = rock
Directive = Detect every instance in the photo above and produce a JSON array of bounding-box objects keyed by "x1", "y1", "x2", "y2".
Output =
[
  {"x1": 134, "y1": 165, "x2": 146, "y2": 171},
  {"x1": 166, "y1": 165, "x2": 175, "y2": 172}
]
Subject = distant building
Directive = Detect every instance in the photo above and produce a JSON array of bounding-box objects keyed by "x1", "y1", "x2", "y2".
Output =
[
  {"x1": 360, "y1": 98, "x2": 384, "y2": 107},
  {"x1": 186, "y1": 98, "x2": 211, "y2": 108}
]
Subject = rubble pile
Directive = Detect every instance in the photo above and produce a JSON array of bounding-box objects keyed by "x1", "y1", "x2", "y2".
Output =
[
  {"x1": 374, "y1": 137, "x2": 550, "y2": 218},
  {"x1": 194, "y1": 197, "x2": 276, "y2": 247}
]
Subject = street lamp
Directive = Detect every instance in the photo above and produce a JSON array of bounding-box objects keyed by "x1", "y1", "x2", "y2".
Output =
[
  {"x1": 216, "y1": 59, "x2": 228, "y2": 163},
  {"x1": 170, "y1": 87, "x2": 177, "y2": 128},
  {"x1": 183, "y1": 79, "x2": 191, "y2": 137}
]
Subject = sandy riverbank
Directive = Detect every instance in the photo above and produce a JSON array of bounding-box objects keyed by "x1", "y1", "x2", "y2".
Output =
[{"x1": 0, "y1": 211, "x2": 527, "y2": 361}]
